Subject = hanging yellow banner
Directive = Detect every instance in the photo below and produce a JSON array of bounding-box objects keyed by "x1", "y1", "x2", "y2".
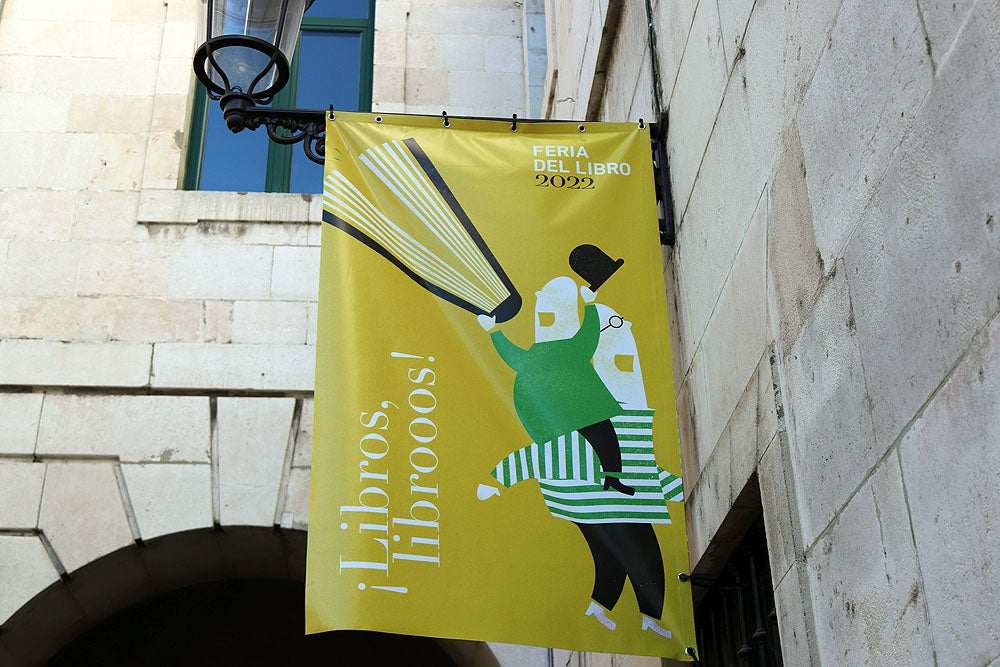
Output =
[{"x1": 306, "y1": 111, "x2": 695, "y2": 659}]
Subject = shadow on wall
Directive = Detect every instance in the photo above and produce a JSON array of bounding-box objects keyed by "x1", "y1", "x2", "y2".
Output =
[{"x1": 0, "y1": 527, "x2": 490, "y2": 667}]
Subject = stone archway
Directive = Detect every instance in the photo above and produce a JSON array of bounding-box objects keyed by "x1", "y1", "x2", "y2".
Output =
[{"x1": 0, "y1": 527, "x2": 498, "y2": 667}]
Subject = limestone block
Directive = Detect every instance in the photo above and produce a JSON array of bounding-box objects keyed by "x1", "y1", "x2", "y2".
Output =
[
  {"x1": 270, "y1": 246, "x2": 320, "y2": 301},
  {"x1": 32, "y1": 56, "x2": 158, "y2": 97},
  {"x1": 652, "y1": 0, "x2": 699, "y2": 105},
  {"x1": 757, "y1": 435, "x2": 796, "y2": 583},
  {"x1": 0, "y1": 54, "x2": 37, "y2": 93},
  {"x1": 231, "y1": 300, "x2": 309, "y2": 344},
  {"x1": 768, "y1": 125, "x2": 825, "y2": 354},
  {"x1": 406, "y1": 32, "x2": 442, "y2": 70},
  {"x1": 0, "y1": 461, "x2": 46, "y2": 529},
  {"x1": 111, "y1": 0, "x2": 168, "y2": 23},
  {"x1": 154, "y1": 56, "x2": 193, "y2": 96},
  {"x1": 281, "y1": 466, "x2": 310, "y2": 530},
  {"x1": 77, "y1": 242, "x2": 171, "y2": 297},
  {"x1": 0, "y1": 132, "x2": 45, "y2": 188},
  {"x1": 307, "y1": 301, "x2": 318, "y2": 345},
  {"x1": 685, "y1": 348, "x2": 713, "y2": 474},
  {"x1": 685, "y1": 427, "x2": 733, "y2": 563},
  {"x1": 0, "y1": 91, "x2": 71, "y2": 132},
  {"x1": 67, "y1": 94, "x2": 155, "y2": 134},
  {"x1": 0, "y1": 297, "x2": 115, "y2": 343},
  {"x1": 374, "y1": 1, "x2": 409, "y2": 31},
  {"x1": 292, "y1": 398, "x2": 314, "y2": 468},
  {"x1": 441, "y1": 33, "x2": 490, "y2": 71},
  {"x1": 0, "y1": 340, "x2": 152, "y2": 387},
  {"x1": 798, "y1": 0, "x2": 932, "y2": 267},
  {"x1": 408, "y1": 7, "x2": 521, "y2": 38},
  {"x1": 715, "y1": 0, "x2": 755, "y2": 67},
  {"x1": 0, "y1": 536, "x2": 60, "y2": 625},
  {"x1": 783, "y1": 264, "x2": 878, "y2": 545},
  {"x1": 404, "y1": 68, "x2": 451, "y2": 107},
  {"x1": 38, "y1": 461, "x2": 135, "y2": 574},
  {"x1": 152, "y1": 342, "x2": 315, "y2": 391},
  {"x1": 36, "y1": 394, "x2": 210, "y2": 463},
  {"x1": 485, "y1": 35, "x2": 523, "y2": 74},
  {"x1": 807, "y1": 457, "x2": 934, "y2": 664},
  {"x1": 0, "y1": 393, "x2": 43, "y2": 455},
  {"x1": 371, "y1": 66, "x2": 405, "y2": 106},
  {"x1": 217, "y1": 396, "x2": 296, "y2": 526},
  {"x1": 159, "y1": 19, "x2": 197, "y2": 60},
  {"x1": 72, "y1": 21, "x2": 162, "y2": 59},
  {"x1": 167, "y1": 243, "x2": 273, "y2": 300},
  {"x1": 150, "y1": 93, "x2": 188, "y2": 134},
  {"x1": 373, "y1": 28, "x2": 406, "y2": 67},
  {"x1": 672, "y1": 90, "x2": 762, "y2": 372},
  {"x1": 38, "y1": 132, "x2": 102, "y2": 190},
  {"x1": 112, "y1": 297, "x2": 207, "y2": 343},
  {"x1": 771, "y1": 564, "x2": 816, "y2": 667},
  {"x1": 916, "y1": 0, "x2": 976, "y2": 69},
  {"x1": 449, "y1": 70, "x2": 524, "y2": 115},
  {"x1": 139, "y1": 131, "x2": 182, "y2": 190},
  {"x1": 70, "y1": 190, "x2": 146, "y2": 242},
  {"x1": 121, "y1": 463, "x2": 213, "y2": 540},
  {"x1": 727, "y1": 367, "x2": 761, "y2": 491},
  {"x1": 665, "y1": 0, "x2": 729, "y2": 211},
  {"x1": 842, "y1": 1, "x2": 1000, "y2": 452},
  {"x1": 0, "y1": 190, "x2": 78, "y2": 244},
  {"x1": 0, "y1": 240, "x2": 82, "y2": 297},
  {"x1": 899, "y1": 313, "x2": 1000, "y2": 665},
  {"x1": 700, "y1": 199, "x2": 767, "y2": 451},
  {"x1": 202, "y1": 299, "x2": 234, "y2": 343},
  {"x1": 137, "y1": 189, "x2": 317, "y2": 226},
  {"x1": 0, "y1": 18, "x2": 77, "y2": 57}
]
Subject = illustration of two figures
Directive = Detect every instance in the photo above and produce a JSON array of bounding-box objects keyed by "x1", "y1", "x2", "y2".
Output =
[{"x1": 476, "y1": 245, "x2": 683, "y2": 640}]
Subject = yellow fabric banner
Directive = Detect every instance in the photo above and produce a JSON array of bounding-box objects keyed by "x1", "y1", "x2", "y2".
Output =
[{"x1": 307, "y1": 111, "x2": 695, "y2": 659}]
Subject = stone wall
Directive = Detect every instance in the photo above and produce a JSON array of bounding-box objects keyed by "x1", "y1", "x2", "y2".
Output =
[{"x1": 573, "y1": 0, "x2": 1000, "y2": 664}]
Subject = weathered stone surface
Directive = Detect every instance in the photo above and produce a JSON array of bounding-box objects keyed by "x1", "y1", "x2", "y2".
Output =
[
  {"x1": 899, "y1": 312, "x2": 1000, "y2": 665},
  {"x1": 0, "y1": 189, "x2": 76, "y2": 242},
  {"x1": 0, "y1": 392, "x2": 43, "y2": 455},
  {"x1": 151, "y1": 342, "x2": 316, "y2": 391},
  {"x1": 282, "y1": 466, "x2": 310, "y2": 531},
  {"x1": 76, "y1": 241, "x2": 171, "y2": 297},
  {"x1": 685, "y1": 426, "x2": 733, "y2": 563},
  {"x1": 0, "y1": 536, "x2": 60, "y2": 625},
  {"x1": 167, "y1": 243, "x2": 273, "y2": 301},
  {"x1": 783, "y1": 263, "x2": 878, "y2": 546},
  {"x1": 38, "y1": 461, "x2": 134, "y2": 573},
  {"x1": 758, "y1": 434, "x2": 796, "y2": 584},
  {"x1": 0, "y1": 240, "x2": 82, "y2": 297},
  {"x1": 700, "y1": 198, "x2": 767, "y2": 451},
  {"x1": 666, "y1": 0, "x2": 728, "y2": 211},
  {"x1": 916, "y1": 0, "x2": 976, "y2": 70},
  {"x1": 798, "y1": 0, "x2": 932, "y2": 268},
  {"x1": 0, "y1": 340, "x2": 152, "y2": 387},
  {"x1": 843, "y1": 3, "x2": 1000, "y2": 452},
  {"x1": 232, "y1": 300, "x2": 309, "y2": 344},
  {"x1": 807, "y1": 456, "x2": 935, "y2": 665},
  {"x1": 768, "y1": 124, "x2": 824, "y2": 354},
  {"x1": 292, "y1": 398, "x2": 315, "y2": 468},
  {"x1": 36, "y1": 394, "x2": 209, "y2": 462},
  {"x1": 121, "y1": 463, "x2": 213, "y2": 540},
  {"x1": 137, "y1": 189, "x2": 319, "y2": 226},
  {"x1": 271, "y1": 246, "x2": 320, "y2": 301},
  {"x1": 217, "y1": 397, "x2": 296, "y2": 527},
  {"x1": 111, "y1": 297, "x2": 207, "y2": 343},
  {"x1": 0, "y1": 461, "x2": 45, "y2": 529},
  {"x1": 772, "y1": 563, "x2": 816, "y2": 667}
]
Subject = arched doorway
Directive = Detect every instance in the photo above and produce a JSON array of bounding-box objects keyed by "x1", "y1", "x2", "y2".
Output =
[{"x1": 0, "y1": 527, "x2": 494, "y2": 667}]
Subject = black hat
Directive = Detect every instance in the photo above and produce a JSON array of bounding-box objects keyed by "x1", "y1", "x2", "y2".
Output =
[{"x1": 569, "y1": 244, "x2": 624, "y2": 291}]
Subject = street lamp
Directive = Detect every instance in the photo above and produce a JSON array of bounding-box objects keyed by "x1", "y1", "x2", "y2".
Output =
[{"x1": 193, "y1": 0, "x2": 327, "y2": 163}]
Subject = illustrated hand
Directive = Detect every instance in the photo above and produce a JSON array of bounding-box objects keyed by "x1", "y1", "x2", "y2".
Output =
[
  {"x1": 580, "y1": 286, "x2": 597, "y2": 303},
  {"x1": 477, "y1": 483, "x2": 501, "y2": 500},
  {"x1": 477, "y1": 314, "x2": 497, "y2": 331}
]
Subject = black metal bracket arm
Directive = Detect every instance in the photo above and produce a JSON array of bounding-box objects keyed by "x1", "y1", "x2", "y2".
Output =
[
  {"x1": 221, "y1": 94, "x2": 327, "y2": 165},
  {"x1": 649, "y1": 112, "x2": 675, "y2": 247}
]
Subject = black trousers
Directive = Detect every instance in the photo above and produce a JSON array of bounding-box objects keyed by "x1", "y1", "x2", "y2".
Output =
[
  {"x1": 575, "y1": 521, "x2": 665, "y2": 619},
  {"x1": 578, "y1": 419, "x2": 623, "y2": 476}
]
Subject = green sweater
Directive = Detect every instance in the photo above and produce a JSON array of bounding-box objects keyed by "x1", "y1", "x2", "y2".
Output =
[{"x1": 490, "y1": 304, "x2": 622, "y2": 445}]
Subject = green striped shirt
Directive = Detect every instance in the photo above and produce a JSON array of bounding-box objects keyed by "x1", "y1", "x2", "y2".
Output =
[{"x1": 490, "y1": 409, "x2": 684, "y2": 524}]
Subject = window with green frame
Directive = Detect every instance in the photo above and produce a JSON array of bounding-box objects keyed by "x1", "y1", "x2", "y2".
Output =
[{"x1": 185, "y1": 0, "x2": 374, "y2": 193}]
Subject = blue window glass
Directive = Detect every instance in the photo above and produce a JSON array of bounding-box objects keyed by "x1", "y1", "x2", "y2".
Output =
[
  {"x1": 289, "y1": 30, "x2": 363, "y2": 193},
  {"x1": 186, "y1": 1, "x2": 374, "y2": 193}
]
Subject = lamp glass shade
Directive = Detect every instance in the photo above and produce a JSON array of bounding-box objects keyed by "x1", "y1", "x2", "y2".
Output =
[{"x1": 196, "y1": 0, "x2": 308, "y2": 99}]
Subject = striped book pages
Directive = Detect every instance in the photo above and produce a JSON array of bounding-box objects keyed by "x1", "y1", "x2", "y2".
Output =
[
  {"x1": 322, "y1": 137, "x2": 521, "y2": 321},
  {"x1": 491, "y1": 410, "x2": 684, "y2": 524}
]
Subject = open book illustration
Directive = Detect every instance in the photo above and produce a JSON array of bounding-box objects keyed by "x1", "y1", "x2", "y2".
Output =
[{"x1": 322, "y1": 137, "x2": 523, "y2": 322}]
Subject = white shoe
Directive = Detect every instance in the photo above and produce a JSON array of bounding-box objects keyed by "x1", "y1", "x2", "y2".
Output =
[
  {"x1": 585, "y1": 601, "x2": 616, "y2": 631},
  {"x1": 641, "y1": 615, "x2": 672, "y2": 638}
]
